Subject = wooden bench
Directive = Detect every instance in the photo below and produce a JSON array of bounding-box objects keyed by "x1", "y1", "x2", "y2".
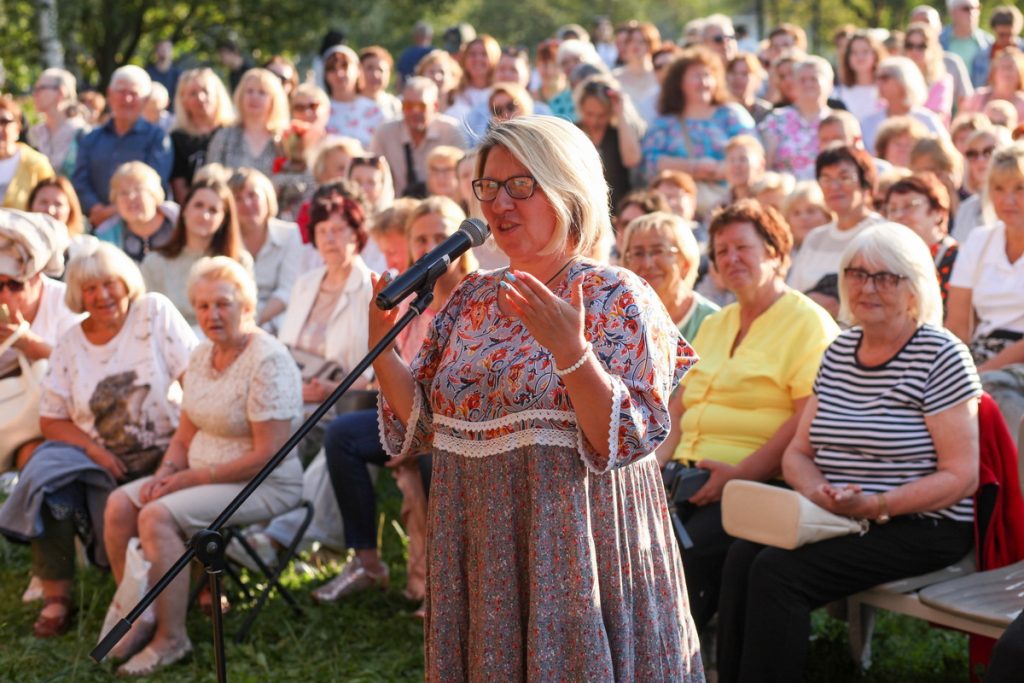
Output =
[{"x1": 846, "y1": 416, "x2": 1024, "y2": 669}]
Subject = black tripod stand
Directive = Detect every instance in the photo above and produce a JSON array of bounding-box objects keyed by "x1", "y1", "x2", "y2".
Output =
[{"x1": 91, "y1": 285, "x2": 435, "y2": 682}]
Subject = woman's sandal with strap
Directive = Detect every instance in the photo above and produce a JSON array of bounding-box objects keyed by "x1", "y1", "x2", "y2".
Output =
[{"x1": 33, "y1": 595, "x2": 74, "y2": 638}]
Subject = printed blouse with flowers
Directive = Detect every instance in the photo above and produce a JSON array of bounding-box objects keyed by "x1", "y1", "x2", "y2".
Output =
[
  {"x1": 641, "y1": 103, "x2": 755, "y2": 182},
  {"x1": 379, "y1": 260, "x2": 705, "y2": 682},
  {"x1": 757, "y1": 106, "x2": 831, "y2": 181}
]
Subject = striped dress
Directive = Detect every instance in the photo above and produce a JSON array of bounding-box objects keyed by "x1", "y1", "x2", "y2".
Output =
[{"x1": 809, "y1": 324, "x2": 981, "y2": 522}]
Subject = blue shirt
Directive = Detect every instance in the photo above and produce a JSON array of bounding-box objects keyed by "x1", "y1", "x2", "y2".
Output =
[{"x1": 71, "y1": 118, "x2": 173, "y2": 213}]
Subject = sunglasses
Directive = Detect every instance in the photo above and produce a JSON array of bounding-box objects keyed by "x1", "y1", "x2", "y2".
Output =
[
  {"x1": 965, "y1": 146, "x2": 995, "y2": 161},
  {"x1": 403, "y1": 101, "x2": 429, "y2": 113},
  {"x1": 492, "y1": 102, "x2": 520, "y2": 117},
  {"x1": 0, "y1": 279, "x2": 26, "y2": 293},
  {"x1": 0, "y1": 116, "x2": 18, "y2": 127},
  {"x1": 292, "y1": 101, "x2": 319, "y2": 113},
  {"x1": 712, "y1": 34, "x2": 736, "y2": 44},
  {"x1": 904, "y1": 42, "x2": 928, "y2": 52},
  {"x1": 350, "y1": 155, "x2": 382, "y2": 168}
]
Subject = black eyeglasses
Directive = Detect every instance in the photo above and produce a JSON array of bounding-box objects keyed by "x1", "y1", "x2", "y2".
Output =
[
  {"x1": 904, "y1": 42, "x2": 928, "y2": 52},
  {"x1": 0, "y1": 116, "x2": 18, "y2": 127},
  {"x1": 492, "y1": 102, "x2": 520, "y2": 117},
  {"x1": 712, "y1": 34, "x2": 736, "y2": 44},
  {"x1": 842, "y1": 267, "x2": 906, "y2": 291},
  {"x1": 472, "y1": 175, "x2": 537, "y2": 202},
  {"x1": 965, "y1": 146, "x2": 995, "y2": 161},
  {"x1": 0, "y1": 279, "x2": 26, "y2": 293},
  {"x1": 350, "y1": 155, "x2": 383, "y2": 168}
]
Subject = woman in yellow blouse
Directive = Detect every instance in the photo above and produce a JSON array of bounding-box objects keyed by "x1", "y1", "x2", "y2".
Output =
[{"x1": 656, "y1": 199, "x2": 838, "y2": 637}]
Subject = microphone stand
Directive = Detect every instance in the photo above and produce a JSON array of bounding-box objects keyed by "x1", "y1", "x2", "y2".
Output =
[{"x1": 91, "y1": 283, "x2": 437, "y2": 682}]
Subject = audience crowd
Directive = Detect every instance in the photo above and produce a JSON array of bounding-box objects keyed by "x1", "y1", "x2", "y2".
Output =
[{"x1": 2, "y1": 2, "x2": 1024, "y2": 679}]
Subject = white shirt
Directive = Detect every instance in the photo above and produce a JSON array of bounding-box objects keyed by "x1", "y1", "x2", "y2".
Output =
[
  {"x1": 39, "y1": 293, "x2": 198, "y2": 447},
  {"x1": 326, "y1": 96, "x2": 385, "y2": 148},
  {"x1": 948, "y1": 222, "x2": 1024, "y2": 337},
  {"x1": 787, "y1": 214, "x2": 886, "y2": 293},
  {"x1": 253, "y1": 219, "x2": 303, "y2": 330},
  {"x1": 0, "y1": 277, "x2": 84, "y2": 376}
]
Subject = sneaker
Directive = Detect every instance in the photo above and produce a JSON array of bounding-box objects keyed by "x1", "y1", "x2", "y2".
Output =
[
  {"x1": 225, "y1": 531, "x2": 277, "y2": 572},
  {"x1": 311, "y1": 558, "x2": 389, "y2": 603}
]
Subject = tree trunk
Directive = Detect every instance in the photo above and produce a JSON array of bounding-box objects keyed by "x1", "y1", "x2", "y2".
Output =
[{"x1": 37, "y1": 0, "x2": 65, "y2": 68}]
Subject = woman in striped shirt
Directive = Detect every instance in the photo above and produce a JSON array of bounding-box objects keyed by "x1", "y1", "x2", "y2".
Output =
[{"x1": 716, "y1": 223, "x2": 981, "y2": 683}]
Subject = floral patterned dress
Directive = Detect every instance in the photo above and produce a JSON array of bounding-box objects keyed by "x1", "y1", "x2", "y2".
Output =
[
  {"x1": 381, "y1": 260, "x2": 705, "y2": 682},
  {"x1": 757, "y1": 106, "x2": 832, "y2": 181}
]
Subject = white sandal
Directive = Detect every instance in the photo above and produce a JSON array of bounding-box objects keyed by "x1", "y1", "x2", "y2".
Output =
[{"x1": 116, "y1": 638, "x2": 192, "y2": 677}]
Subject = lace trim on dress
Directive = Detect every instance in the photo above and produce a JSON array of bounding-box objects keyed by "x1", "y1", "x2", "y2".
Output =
[
  {"x1": 578, "y1": 378, "x2": 627, "y2": 475},
  {"x1": 433, "y1": 428, "x2": 579, "y2": 458},
  {"x1": 380, "y1": 387, "x2": 425, "y2": 459},
  {"x1": 433, "y1": 409, "x2": 577, "y2": 431}
]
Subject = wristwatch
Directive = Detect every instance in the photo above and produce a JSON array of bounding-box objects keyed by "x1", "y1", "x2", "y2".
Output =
[{"x1": 875, "y1": 493, "x2": 891, "y2": 524}]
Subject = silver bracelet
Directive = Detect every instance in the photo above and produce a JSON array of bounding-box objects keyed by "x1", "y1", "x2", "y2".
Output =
[{"x1": 554, "y1": 343, "x2": 592, "y2": 377}]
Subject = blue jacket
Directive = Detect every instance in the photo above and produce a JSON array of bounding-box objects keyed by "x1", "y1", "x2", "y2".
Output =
[
  {"x1": 971, "y1": 38, "x2": 1024, "y2": 88},
  {"x1": 71, "y1": 117, "x2": 173, "y2": 213},
  {"x1": 939, "y1": 25, "x2": 994, "y2": 86}
]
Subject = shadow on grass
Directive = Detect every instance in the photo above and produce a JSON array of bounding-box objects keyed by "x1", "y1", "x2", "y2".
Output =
[{"x1": 0, "y1": 475, "x2": 423, "y2": 683}]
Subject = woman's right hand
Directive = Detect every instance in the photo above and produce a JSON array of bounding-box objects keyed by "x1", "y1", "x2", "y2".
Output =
[
  {"x1": 368, "y1": 272, "x2": 401, "y2": 353},
  {"x1": 86, "y1": 442, "x2": 127, "y2": 481}
]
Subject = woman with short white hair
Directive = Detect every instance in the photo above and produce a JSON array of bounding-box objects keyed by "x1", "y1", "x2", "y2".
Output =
[
  {"x1": 206, "y1": 68, "x2": 289, "y2": 177},
  {"x1": 94, "y1": 161, "x2": 179, "y2": 262},
  {"x1": 758, "y1": 56, "x2": 836, "y2": 181},
  {"x1": 103, "y1": 256, "x2": 302, "y2": 674},
  {"x1": 717, "y1": 222, "x2": 980, "y2": 683},
  {"x1": 861, "y1": 56, "x2": 948, "y2": 154},
  {"x1": 0, "y1": 241, "x2": 197, "y2": 640}
]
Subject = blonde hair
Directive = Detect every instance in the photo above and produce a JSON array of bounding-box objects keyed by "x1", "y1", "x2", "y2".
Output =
[
  {"x1": 227, "y1": 166, "x2": 279, "y2": 219},
  {"x1": 370, "y1": 197, "x2": 420, "y2": 238},
  {"x1": 173, "y1": 68, "x2": 235, "y2": 136},
  {"x1": 186, "y1": 255, "x2": 257, "y2": 316},
  {"x1": 781, "y1": 180, "x2": 833, "y2": 222},
  {"x1": 233, "y1": 68, "x2": 290, "y2": 133},
  {"x1": 475, "y1": 116, "x2": 610, "y2": 257},
  {"x1": 984, "y1": 141, "x2": 1024, "y2": 217},
  {"x1": 489, "y1": 82, "x2": 534, "y2": 115},
  {"x1": 838, "y1": 222, "x2": 942, "y2": 327},
  {"x1": 64, "y1": 241, "x2": 146, "y2": 313},
  {"x1": 427, "y1": 145, "x2": 464, "y2": 167},
  {"x1": 37, "y1": 68, "x2": 77, "y2": 108},
  {"x1": 621, "y1": 211, "x2": 701, "y2": 289},
  {"x1": 725, "y1": 134, "x2": 765, "y2": 157},
  {"x1": 313, "y1": 136, "x2": 365, "y2": 183},
  {"x1": 750, "y1": 171, "x2": 795, "y2": 196},
  {"x1": 109, "y1": 161, "x2": 165, "y2": 204},
  {"x1": 405, "y1": 195, "x2": 478, "y2": 277}
]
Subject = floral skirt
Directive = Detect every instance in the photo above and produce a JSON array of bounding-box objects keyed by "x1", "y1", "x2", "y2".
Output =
[{"x1": 423, "y1": 445, "x2": 705, "y2": 683}]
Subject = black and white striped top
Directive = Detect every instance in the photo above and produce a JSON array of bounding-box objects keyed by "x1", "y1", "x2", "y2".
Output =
[{"x1": 810, "y1": 325, "x2": 981, "y2": 522}]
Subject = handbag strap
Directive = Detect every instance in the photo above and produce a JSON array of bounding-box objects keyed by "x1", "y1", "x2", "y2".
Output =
[{"x1": 0, "y1": 320, "x2": 29, "y2": 356}]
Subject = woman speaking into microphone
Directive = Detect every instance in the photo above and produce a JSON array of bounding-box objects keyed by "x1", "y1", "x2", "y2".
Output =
[{"x1": 369, "y1": 115, "x2": 705, "y2": 682}]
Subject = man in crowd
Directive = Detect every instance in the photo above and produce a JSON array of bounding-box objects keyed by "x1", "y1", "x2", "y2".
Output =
[
  {"x1": 145, "y1": 39, "x2": 181, "y2": 108},
  {"x1": 940, "y1": 0, "x2": 993, "y2": 86},
  {"x1": 370, "y1": 77, "x2": 465, "y2": 198},
  {"x1": 71, "y1": 65, "x2": 172, "y2": 227},
  {"x1": 971, "y1": 6, "x2": 1024, "y2": 87}
]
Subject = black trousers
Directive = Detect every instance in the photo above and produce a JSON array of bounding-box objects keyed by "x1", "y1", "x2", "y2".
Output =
[
  {"x1": 985, "y1": 609, "x2": 1024, "y2": 683},
  {"x1": 716, "y1": 516, "x2": 973, "y2": 683},
  {"x1": 679, "y1": 502, "x2": 735, "y2": 634}
]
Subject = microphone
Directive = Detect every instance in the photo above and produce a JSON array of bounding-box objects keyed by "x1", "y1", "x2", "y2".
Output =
[{"x1": 375, "y1": 217, "x2": 490, "y2": 310}]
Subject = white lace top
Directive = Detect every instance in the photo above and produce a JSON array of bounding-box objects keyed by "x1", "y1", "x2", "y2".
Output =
[{"x1": 182, "y1": 332, "x2": 302, "y2": 469}]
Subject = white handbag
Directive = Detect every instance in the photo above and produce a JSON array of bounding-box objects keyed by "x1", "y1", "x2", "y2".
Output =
[
  {"x1": 0, "y1": 321, "x2": 47, "y2": 471},
  {"x1": 721, "y1": 480, "x2": 869, "y2": 550}
]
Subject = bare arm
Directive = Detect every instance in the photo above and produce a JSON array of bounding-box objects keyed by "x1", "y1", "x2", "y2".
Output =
[
  {"x1": 979, "y1": 338, "x2": 1024, "y2": 372},
  {"x1": 945, "y1": 286, "x2": 974, "y2": 345},
  {"x1": 40, "y1": 416, "x2": 126, "y2": 480},
  {"x1": 689, "y1": 396, "x2": 810, "y2": 505},
  {"x1": 655, "y1": 388, "x2": 684, "y2": 467},
  {"x1": 257, "y1": 297, "x2": 287, "y2": 326},
  {"x1": 784, "y1": 396, "x2": 979, "y2": 519},
  {"x1": 368, "y1": 272, "x2": 416, "y2": 425}
]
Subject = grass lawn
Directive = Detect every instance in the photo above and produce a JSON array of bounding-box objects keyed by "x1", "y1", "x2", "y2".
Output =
[{"x1": 0, "y1": 476, "x2": 970, "y2": 682}]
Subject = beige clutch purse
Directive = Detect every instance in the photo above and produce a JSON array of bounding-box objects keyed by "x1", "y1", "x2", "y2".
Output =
[{"x1": 721, "y1": 480, "x2": 869, "y2": 550}]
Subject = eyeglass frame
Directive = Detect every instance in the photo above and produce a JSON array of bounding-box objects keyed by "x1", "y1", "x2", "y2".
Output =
[
  {"x1": 0, "y1": 279, "x2": 27, "y2": 293},
  {"x1": 471, "y1": 175, "x2": 538, "y2": 202},
  {"x1": 621, "y1": 245, "x2": 681, "y2": 264},
  {"x1": 965, "y1": 146, "x2": 995, "y2": 161},
  {"x1": 842, "y1": 266, "x2": 907, "y2": 291}
]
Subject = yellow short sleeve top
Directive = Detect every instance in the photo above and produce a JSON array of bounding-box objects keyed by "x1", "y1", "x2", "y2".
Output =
[{"x1": 675, "y1": 290, "x2": 839, "y2": 465}]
